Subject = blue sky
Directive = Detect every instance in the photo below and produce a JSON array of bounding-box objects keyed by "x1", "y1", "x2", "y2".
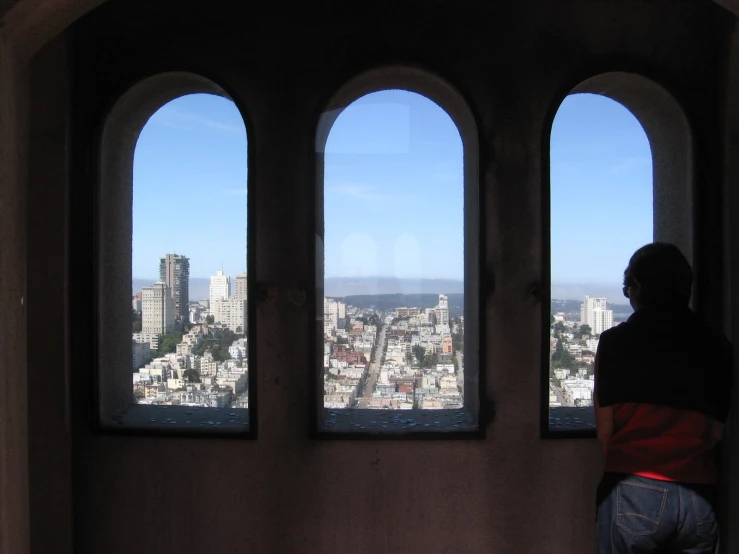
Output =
[
  {"x1": 133, "y1": 94, "x2": 248, "y2": 280},
  {"x1": 133, "y1": 91, "x2": 652, "y2": 298}
]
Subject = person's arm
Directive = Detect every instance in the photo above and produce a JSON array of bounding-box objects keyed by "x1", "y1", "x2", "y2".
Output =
[{"x1": 594, "y1": 348, "x2": 613, "y2": 455}]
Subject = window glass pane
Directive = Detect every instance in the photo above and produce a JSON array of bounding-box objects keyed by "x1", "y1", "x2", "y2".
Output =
[
  {"x1": 319, "y1": 89, "x2": 474, "y2": 433},
  {"x1": 549, "y1": 93, "x2": 652, "y2": 432},
  {"x1": 128, "y1": 93, "x2": 249, "y2": 432}
]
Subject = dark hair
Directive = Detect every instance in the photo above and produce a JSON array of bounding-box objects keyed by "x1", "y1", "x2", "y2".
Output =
[{"x1": 624, "y1": 242, "x2": 693, "y2": 308}]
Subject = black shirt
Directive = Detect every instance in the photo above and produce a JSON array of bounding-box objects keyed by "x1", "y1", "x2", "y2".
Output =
[{"x1": 597, "y1": 306, "x2": 733, "y2": 422}]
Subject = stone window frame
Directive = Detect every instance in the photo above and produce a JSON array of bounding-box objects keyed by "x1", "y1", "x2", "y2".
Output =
[
  {"x1": 312, "y1": 65, "x2": 485, "y2": 438},
  {"x1": 97, "y1": 71, "x2": 256, "y2": 437},
  {"x1": 542, "y1": 71, "x2": 694, "y2": 438}
]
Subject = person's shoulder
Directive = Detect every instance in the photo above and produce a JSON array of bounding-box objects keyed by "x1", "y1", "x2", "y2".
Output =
[{"x1": 599, "y1": 321, "x2": 632, "y2": 343}]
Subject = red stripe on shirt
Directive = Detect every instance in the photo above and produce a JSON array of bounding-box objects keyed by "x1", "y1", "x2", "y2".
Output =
[{"x1": 604, "y1": 402, "x2": 717, "y2": 484}]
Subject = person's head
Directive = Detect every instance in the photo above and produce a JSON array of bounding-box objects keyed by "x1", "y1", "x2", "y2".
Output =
[{"x1": 622, "y1": 242, "x2": 692, "y2": 310}]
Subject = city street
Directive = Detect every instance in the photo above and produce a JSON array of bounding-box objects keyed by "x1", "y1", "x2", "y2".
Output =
[{"x1": 356, "y1": 323, "x2": 387, "y2": 407}]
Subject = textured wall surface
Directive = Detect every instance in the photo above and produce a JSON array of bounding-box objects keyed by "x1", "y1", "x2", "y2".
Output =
[{"x1": 1, "y1": 0, "x2": 738, "y2": 553}]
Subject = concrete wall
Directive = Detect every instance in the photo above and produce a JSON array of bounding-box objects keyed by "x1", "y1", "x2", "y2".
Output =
[{"x1": 1, "y1": 0, "x2": 739, "y2": 553}]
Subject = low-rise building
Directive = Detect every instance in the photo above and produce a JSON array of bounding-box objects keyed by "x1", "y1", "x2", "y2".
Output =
[{"x1": 132, "y1": 340, "x2": 150, "y2": 370}]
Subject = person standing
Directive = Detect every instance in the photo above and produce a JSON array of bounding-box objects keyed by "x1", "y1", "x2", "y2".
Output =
[{"x1": 595, "y1": 243, "x2": 733, "y2": 553}]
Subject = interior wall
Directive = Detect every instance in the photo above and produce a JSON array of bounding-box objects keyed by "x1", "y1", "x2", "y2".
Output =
[
  {"x1": 27, "y1": 34, "x2": 73, "y2": 554},
  {"x1": 1, "y1": 0, "x2": 737, "y2": 553},
  {"x1": 1, "y1": 4, "x2": 109, "y2": 552},
  {"x1": 0, "y1": 23, "x2": 31, "y2": 554}
]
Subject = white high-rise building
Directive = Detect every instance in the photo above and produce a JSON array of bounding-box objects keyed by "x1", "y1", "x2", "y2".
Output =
[
  {"x1": 235, "y1": 272, "x2": 248, "y2": 301},
  {"x1": 324, "y1": 298, "x2": 339, "y2": 329},
  {"x1": 592, "y1": 308, "x2": 614, "y2": 335},
  {"x1": 210, "y1": 270, "x2": 231, "y2": 312},
  {"x1": 580, "y1": 296, "x2": 607, "y2": 327},
  {"x1": 141, "y1": 281, "x2": 174, "y2": 334},
  {"x1": 434, "y1": 294, "x2": 449, "y2": 326},
  {"x1": 580, "y1": 295, "x2": 614, "y2": 335}
]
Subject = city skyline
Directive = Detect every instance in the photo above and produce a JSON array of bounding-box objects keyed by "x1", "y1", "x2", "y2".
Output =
[{"x1": 133, "y1": 90, "x2": 653, "y2": 294}]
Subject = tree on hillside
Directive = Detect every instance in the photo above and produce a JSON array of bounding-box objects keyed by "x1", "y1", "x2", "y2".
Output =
[
  {"x1": 553, "y1": 321, "x2": 566, "y2": 335},
  {"x1": 183, "y1": 369, "x2": 200, "y2": 383},
  {"x1": 210, "y1": 346, "x2": 225, "y2": 361},
  {"x1": 421, "y1": 353, "x2": 438, "y2": 369},
  {"x1": 206, "y1": 315, "x2": 215, "y2": 325},
  {"x1": 452, "y1": 332, "x2": 463, "y2": 353},
  {"x1": 579, "y1": 324, "x2": 592, "y2": 337},
  {"x1": 412, "y1": 345, "x2": 426, "y2": 364},
  {"x1": 550, "y1": 339, "x2": 574, "y2": 369},
  {"x1": 157, "y1": 332, "x2": 183, "y2": 356},
  {"x1": 194, "y1": 342, "x2": 208, "y2": 357},
  {"x1": 132, "y1": 309, "x2": 142, "y2": 333}
]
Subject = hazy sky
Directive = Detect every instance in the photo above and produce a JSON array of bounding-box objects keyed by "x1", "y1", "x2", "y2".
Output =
[{"x1": 132, "y1": 90, "x2": 652, "y2": 298}]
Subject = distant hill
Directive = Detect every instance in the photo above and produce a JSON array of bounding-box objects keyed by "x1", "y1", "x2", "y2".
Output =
[
  {"x1": 336, "y1": 293, "x2": 465, "y2": 318},
  {"x1": 132, "y1": 274, "x2": 631, "y2": 321},
  {"x1": 324, "y1": 277, "x2": 464, "y2": 297},
  {"x1": 134, "y1": 276, "x2": 464, "y2": 302},
  {"x1": 551, "y1": 298, "x2": 633, "y2": 322}
]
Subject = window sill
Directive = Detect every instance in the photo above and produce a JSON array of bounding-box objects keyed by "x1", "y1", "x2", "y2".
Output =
[
  {"x1": 545, "y1": 406, "x2": 596, "y2": 437},
  {"x1": 99, "y1": 404, "x2": 251, "y2": 437},
  {"x1": 316, "y1": 408, "x2": 480, "y2": 438}
]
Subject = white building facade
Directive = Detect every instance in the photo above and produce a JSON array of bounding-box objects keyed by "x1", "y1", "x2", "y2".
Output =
[
  {"x1": 592, "y1": 308, "x2": 614, "y2": 335},
  {"x1": 141, "y1": 282, "x2": 174, "y2": 334},
  {"x1": 210, "y1": 270, "x2": 231, "y2": 308},
  {"x1": 580, "y1": 295, "x2": 614, "y2": 335},
  {"x1": 212, "y1": 297, "x2": 247, "y2": 332},
  {"x1": 434, "y1": 294, "x2": 450, "y2": 326}
]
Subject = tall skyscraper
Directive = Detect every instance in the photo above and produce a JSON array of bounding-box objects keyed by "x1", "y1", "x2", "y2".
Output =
[
  {"x1": 435, "y1": 294, "x2": 450, "y2": 325},
  {"x1": 141, "y1": 281, "x2": 174, "y2": 334},
  {"x1": 235, "y1": 272, "x2": 248, "y2": 301},
  {"x1": 324, "y1": 298, "x2": 339, "y2": 329},
  {"x1": 580, "y1": 295, "x2": 613, "y2": 334},
  {"x1": 592, "y1": 308, "x2": 614, "y2": 335},
  {"x1": 210, "y1": 270, "x2": 231, "y2": 304},
  {"x1": 580, "y1": 296, "x2": 606, "y2": 326},
  {"x1": 210, "y1": 270, "x2": 231, "y2": 322},
  {"x1": 159, "y1": 254, "x2": 190, "y2": 322}
]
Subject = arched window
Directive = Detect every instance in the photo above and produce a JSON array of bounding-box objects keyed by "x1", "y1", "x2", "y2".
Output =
[
  {"x1": 315, "y1": 67, "x2": 481, "y2": 436},
  {"x1": 545, "y1": 72, "x2": 693, "y2": 435},
  {"x1": 98, "y1": 73, "x2": 252, "y2": 434}
]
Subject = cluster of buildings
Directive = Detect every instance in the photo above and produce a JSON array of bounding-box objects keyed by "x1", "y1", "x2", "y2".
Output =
[
  {"x1": 133, "y1": 337, "x2": 249, "y2": 408},
  {"x1": 131, "y1": 254, "x2": 249, "y2": 408},
  {"x1": 132, "y1": 255, "x2": 248, "y2": 349},
  {"x1": 323, "y1": 294, "x2": 464, "y2": 410},
  {"x1": 549, "y1": 295, "x2": 620, "y2": 408}
]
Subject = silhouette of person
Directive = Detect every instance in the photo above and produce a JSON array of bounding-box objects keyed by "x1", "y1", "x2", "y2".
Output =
[{"x1": 595, "y1": 243, "x2": 733, "y2": 553}]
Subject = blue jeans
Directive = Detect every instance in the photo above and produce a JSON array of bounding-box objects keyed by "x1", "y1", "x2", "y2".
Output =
[{"x1": 596, "y1": 474, "x2": 719, "y2": 553}]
